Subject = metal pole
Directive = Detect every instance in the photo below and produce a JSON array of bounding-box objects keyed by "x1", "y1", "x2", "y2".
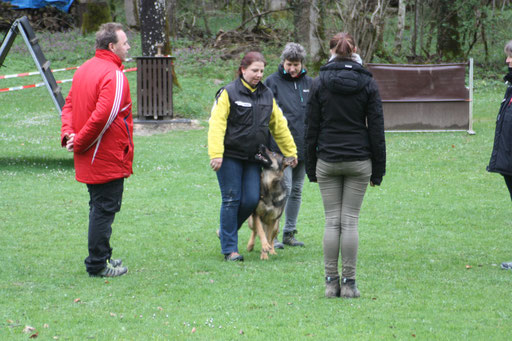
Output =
[
  {"x1": 468, "y1": 58, "x2": 475, "y2": 135},
  {"x1": 17, "y1": 22, "x2": 62, "y2": 115},
  {"x1": 0, "y1": 20, "x2": 19, "y2": 66}
]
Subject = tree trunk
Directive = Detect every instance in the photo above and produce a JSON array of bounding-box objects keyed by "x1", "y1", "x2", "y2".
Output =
[
  {"x1": 393, "y1": 0, "x2": 406, "y2": 53},
  {"x1": 418, "y1": 2, "x2": 423, "y2": 56},
  {"x1": 80, "y1": 0, "x2": 112, "y2": 34},
  {"x1": 139, "y1": 0, "x2": 167, "y2": 56},
  {"x1": 269, "y1": 0, "x2": 286, "y2": 10},
  {"x1": 436, "y1": 0, "x2": 462, "y2": 60},
  {"x1": 124, "y1": 0, "x2": 139, "y2": 29},
  {"x1": 334, "y1": 0, "x2": 391, "y2": 62},
  {"x1": 424, "y1": 19, "x2": 435, "y2": 57},
  {"x1": 481, "y1": 22, "x2": 489, "y2": 62},
  {"x1": 167, "y1": 0, "x2": 177, "y2": 39},
  {"x1": 411, "y1": 0, "x2": 418, "y2": 57},
  {"x1": 241, "y1": 0, "x2": 248, "y2": 23},
  {"x1": 199, "y1": 0, "x2": 212, "y2": 36},
  {"x1": 293, "y1": 0, "x2": 326, "y2": 70}
]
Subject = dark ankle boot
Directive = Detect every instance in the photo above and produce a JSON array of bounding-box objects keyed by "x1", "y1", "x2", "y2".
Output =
[
  {"x1": 273, "y1": 237, "x2": 284, "y2": 249},
  {"x1": 283, "y1": 231, "x2": 304, "y2": 247},
  {"x1": 325, "y1": 276, "x2": 340, "y2": 298},
  {"x1": 340, "y1": 278, "x2": 360, "y2": 298}
]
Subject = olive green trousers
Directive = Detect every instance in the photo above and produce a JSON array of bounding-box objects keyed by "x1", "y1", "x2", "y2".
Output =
[{"x1": 316, "y1": 159, "x2": 371, "y2": 279}]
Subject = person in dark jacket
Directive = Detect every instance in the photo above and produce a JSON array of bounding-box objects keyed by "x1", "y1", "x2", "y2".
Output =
[
  {"x1": 208, "y1": 51, "x2": 297, "y2": 262},
  {"x1": 264, "y1": 43, "x2": 313, "y2": 248},
  {"x1": 305, "y1": 32, "x2": 386, "y2": 298},
  {"x1": 487, "y1": 40, "x2": 512, "y2": 270}
]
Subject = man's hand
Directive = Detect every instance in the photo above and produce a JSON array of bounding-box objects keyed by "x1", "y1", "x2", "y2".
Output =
[
  {"x1": 210, "y1": 158, "x2": 223, "y2": 171},
  {"x1": 65, "y1": 133, "x2": 75, "y2": 152}
]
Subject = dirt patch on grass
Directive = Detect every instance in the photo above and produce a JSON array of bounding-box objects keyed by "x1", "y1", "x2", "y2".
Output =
[{"x1": 133, "y1": 119, "x2": 203, "y2": 136}]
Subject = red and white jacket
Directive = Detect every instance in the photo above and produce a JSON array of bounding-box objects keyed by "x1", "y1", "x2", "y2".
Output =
[{"x1": 61, "y1": 49, "x2": 134, "y2": 184}]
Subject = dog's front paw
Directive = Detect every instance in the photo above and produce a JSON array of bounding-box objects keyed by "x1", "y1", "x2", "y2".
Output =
[
  {"x1": 247, "y1": 241, "x2": 254, "y2": 252},
  {"x1": 261, "y1": 242, "x2": 271, "y2": 253},
  {"x1": 270, "y1": 249, "x2": 277, "y2": 255},
  {"x1": 260, "y1": 251, "x2": 269, "y2": 260}
]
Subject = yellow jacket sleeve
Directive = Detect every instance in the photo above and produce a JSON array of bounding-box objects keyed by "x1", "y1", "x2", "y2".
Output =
[
  {"x1": 208, "y1": 89, "x2": 230, "y2": 159},
  {"x1": 269, "y1": 99, "x2": 297, "y2": 158}
]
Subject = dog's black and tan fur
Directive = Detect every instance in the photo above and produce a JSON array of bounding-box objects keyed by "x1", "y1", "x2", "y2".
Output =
[{"x1": 247, "y1": 145, "x2": 291, "y2": 260}]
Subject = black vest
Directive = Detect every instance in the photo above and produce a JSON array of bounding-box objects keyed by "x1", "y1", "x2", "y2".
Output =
[{"x1": 218, "y1": 77, "x2": 274, "y2": 160}]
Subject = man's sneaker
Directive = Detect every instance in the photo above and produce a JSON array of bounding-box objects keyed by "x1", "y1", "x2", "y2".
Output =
[
  {"x1": 274, "y1": 238, "x2": 284, "y2": 249},
  {"x1": 283, "y1": 231, "x2": 304, "y2": 247},
  {"x1": 109, "y1": 259, "x2": 123, "y2": 267},
  {"x1": 501, "y1": 261, "x2": 512, "y2": 270},
  {"x1": 90, "y1": 263, "x2": 128, "y2": 277},
  {"x1": 325, "y1": 276, "x2": 340, "y2": 298},
  {"x1": 340, "y1": 278, "x2": 360, "y2": 298}
]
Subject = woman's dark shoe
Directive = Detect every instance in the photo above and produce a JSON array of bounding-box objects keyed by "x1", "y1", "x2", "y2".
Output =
[
  {"x1": 340, "y1": 278, "x2": 360, "y2": 298},
  {"x1": 224, "y1": 252, "x2": 244, "y2": 262},
  {"x1": 283, "y1": 231, "x2": 305, "y2": 247},
  {"x1": 501, "y1": 261, "x2": 512, "y2": 270},
  {"x1": 274, "y1": 237, "x2": 284, "y2": 249},
  {"x1": 325, "y1": 276, "x2": 340, "y2": 298}
]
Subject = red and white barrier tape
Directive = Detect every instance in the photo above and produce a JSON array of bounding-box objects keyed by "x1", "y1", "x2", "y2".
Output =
[
  {"x1": 0, "y1": 67, "x2": 137, "y2": 93},
  {"x1": 0, "y1": 66, "x2": 80, "y2": 80},
  {"x1": 0, "y1": 78, "x2": 73, "y2": 93},
  {"x1": 0, "y1": 58, "x2": 138, "y2": 80}
]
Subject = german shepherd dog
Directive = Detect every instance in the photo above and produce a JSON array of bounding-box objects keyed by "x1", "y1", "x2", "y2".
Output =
[{"x1": 247, "y1": 145, "x2": 292, "y2": 260}]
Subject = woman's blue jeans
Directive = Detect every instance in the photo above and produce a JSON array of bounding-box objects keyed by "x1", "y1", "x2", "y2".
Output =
[{"x1": 216, "y1": 157, "x2": 261, "y2": 255}]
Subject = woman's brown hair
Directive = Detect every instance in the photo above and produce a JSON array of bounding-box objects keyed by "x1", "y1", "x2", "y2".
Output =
[
  {"x1": 329, "y1": 32, "x2": 356, "y2": 59},
  {"x1": 237, "y1": 51, "x2": 266, "y2": 77}
]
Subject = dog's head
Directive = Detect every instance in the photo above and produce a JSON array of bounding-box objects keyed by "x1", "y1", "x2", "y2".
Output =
[{"x1": 254, "y1": 144, "x2": 292, "y2": 172}]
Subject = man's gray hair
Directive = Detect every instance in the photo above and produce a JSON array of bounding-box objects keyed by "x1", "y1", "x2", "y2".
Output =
[
  {"x1": 95, "y1": 23, "x2": 124, "y2": 50},
  {"x1": 280, "y1": 42, "x2": 307, "y2": 63},
  {"x1": 505, "y1": 40, "x2": 512, "y2": 57}
]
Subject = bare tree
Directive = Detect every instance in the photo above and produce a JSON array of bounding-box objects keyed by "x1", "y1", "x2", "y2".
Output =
[
  {"x1": 435, "y1": 0, "x2": 463, "y2": 60},
  {"x1": 241, "y1": 0, "x2": 248, "y2": 23},
  {"x1": 411, "y1": 0, "x2": 418, "y2": 57},
  {"x1": 293, "y1": 0, "x2": 326, "y2": 69},
  {"x1": 80, "y1": 0, "x2": 112, "y2": 34},
  {"x1": 124, "y1": 0, "x2": 139, "y2": 29},
  {"x1": 167, "y1": 0, "x2": 177, "y2": 39},
  {"x1": 393, "y1": 0, "x2": 406, "y2": 54},
  {"x1": 335, "y1": 0, "x2": 391, "y2": 62},
  {"x1": 199, "y1": 0, "x2": 212, "y2": 36},
  {"x1": 268, "y1": 0, "x2": 287, "y2": 10}
]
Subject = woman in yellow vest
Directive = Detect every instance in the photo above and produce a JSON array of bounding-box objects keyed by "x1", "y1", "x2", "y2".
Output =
[{"x1": 208, "y1": 51, "x2": 297, "y2": 261}]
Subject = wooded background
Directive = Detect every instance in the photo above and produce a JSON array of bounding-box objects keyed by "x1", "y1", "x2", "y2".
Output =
[{"x1": 1, "y1": 0, "x2": 511, "y2": 73}]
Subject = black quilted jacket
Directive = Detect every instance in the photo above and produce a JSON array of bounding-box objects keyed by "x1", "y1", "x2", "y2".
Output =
[
  {"x1": 305, "y1": 59, "x2": 386, "y2": 185},
  {"x1": 488, "y1": 84, "x2": 512, "y2": 176}
]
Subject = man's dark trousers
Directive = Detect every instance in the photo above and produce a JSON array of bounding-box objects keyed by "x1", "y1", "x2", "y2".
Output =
[{"x1": 85, "y1": 178, "x2": 124, "y2": 275}]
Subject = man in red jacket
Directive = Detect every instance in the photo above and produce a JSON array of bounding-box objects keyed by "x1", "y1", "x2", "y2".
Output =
[{"x1": 61, "y1": 23, "x2": 133, "y2": 277}]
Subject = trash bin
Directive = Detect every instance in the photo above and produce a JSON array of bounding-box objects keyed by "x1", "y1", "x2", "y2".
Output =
[{"x1": 136, "y1": 56, "x2": 175, "y2": 121}]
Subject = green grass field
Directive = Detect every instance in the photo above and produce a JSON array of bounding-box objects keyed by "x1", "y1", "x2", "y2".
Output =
[{"x1": 1, "y1": 31, "x2": 512, "y2": 339}]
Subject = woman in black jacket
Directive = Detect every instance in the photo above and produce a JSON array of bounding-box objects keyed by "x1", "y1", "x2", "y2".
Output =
[
  {"x1": 305, "y1": 32, "x2": 386, "y2": 298},
  {"x1": 488, "y1": 40, "x2": 512, "y2": 270},
  {"x1": 264, "y1": 43, "x2": 313, "y2": 248}
]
